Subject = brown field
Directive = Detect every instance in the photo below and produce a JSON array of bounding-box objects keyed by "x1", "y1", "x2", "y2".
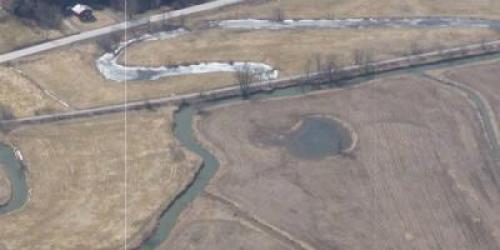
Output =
[
  {"x1": 429, "y1": 60, "x2": 500, "y2": 144},
  {"x1": 123, "y1": 28, "x2": 500, "y2": 77},
  {"x1": 160, "y1": 193, "x2": 296, "y2": 250},
  {"x1": 0, "y1": 166, "x2": 10, "y2": 206},
  {"x1": 196, "y1": 0, "x2": 500, "y2": 20},
  {"x1": 13, "y1": 43, "x2": 235, "y2": 109},
  {"x1": 0, "y1": 107, "x2": 200, "y2": 250},
  {"x1": 13, "y1": 27, "x2": 497, "y2": 111},
  {"x1": 0, "y1": 66, "x2": 66, "y2": 117},
  {"x1": 165, "y1": 75, "x2": 500, "y2": 249}
]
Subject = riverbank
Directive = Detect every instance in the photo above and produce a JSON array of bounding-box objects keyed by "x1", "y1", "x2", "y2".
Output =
[{"x1": 0, "y1": 167, "x2": 11, "y2": 206}]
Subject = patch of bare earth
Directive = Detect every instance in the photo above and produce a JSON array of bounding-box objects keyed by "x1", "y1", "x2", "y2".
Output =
[
  {"x1": 0, "y1": 107, "x2": 200, "y2": 250},
  {"x1": 167, "y1": 75, "x2": 500, "y2": 249}
]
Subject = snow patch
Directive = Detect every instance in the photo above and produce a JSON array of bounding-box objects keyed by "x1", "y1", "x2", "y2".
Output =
[
  {"x1": 214, "y1": 17, "x2": 499, "y2": 30},
  {"x1": 96, "y1": 28, "x2": 278, "y2": 82}
]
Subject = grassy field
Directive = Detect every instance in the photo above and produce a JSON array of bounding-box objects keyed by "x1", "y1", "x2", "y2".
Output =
[
  {"x1": 195, "y1": 0, "x2": 500, "y2": 20},
  {"x1": 0, "y1": 66, "x2": 67, "y2": 117},
  {"x1": 11, "y1": 27, "x2": 498, "y2": 111},
  {"x1": 166, "y1": 75, "x2": 500, "y2": 249},
  {"x1": 13, "y1": 43, "x2": 235, "y2": 109},
  {"x1": 123, "y1": 28, "x2": 500, "y2": 77},
  {"x1": 429, "y1": 59, "x2": 500, "y2": 144},
  {"x1": 0, "y1": 107, "x2": 200, "y2": 250},
  {"x1": 160, "y1": 193, "x2": 296, "y2": 250},
  {"x1": 0, "y1": 166, "x2": 10, "y2": 206}
]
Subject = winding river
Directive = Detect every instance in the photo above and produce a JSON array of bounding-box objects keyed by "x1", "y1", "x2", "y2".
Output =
[{"x1": 0, "y1": 144, "x2": 28, "y2": 215}]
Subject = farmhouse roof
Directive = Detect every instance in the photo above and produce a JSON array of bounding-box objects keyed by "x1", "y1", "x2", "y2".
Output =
[{"x1": 71, "y1": 4, "x2": 92, "y2": 15}]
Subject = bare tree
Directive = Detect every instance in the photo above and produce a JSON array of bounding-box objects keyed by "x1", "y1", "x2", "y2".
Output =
[
  {"x1": 0, "y1": 105, "x2": 15, "y2": 121},
  {"x1": 323, "y1": 54, "x2": 338, "y2": 82},
  {"x1": 303, "y1": 58, "x2": 313, "y2": 81},
  {"x1": 313, "y1": 53, "x2": 322, "y2": 73},
  {"x1": 272, "y1": 7, "x2": 285, "y2": 22},
  {"x1": 409, "y1": 41, "x2": 422, "y2": 55},
  {"x1": 126, "y1": 0, "x2": 141, "y2": 18},
  {"x1": 235, "y1": 63, "x2": 256, "y2": 97},
  {"x1": 96, "y1": 33, "x2": 122, "y2": 53},
  {"x1": 300, "y1": 58, "x2": 313, "y2": 90},
  {"x1": 33, "y1": 1, "x2": 62, "y2": 29},
  {"x1": 34, "y1": 107, "x2": 57, "y2": 116},
  {"x1": 352, "y1": 49, "x2": 374, "y2": 73},
  {"x1": 353, "y1": 49, "x2": 365, "y2": 66}
]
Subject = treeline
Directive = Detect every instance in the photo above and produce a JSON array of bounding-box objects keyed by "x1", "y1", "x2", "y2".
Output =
[{"x1": 4, "y1": 0, "x2": 209, "y2": 27}]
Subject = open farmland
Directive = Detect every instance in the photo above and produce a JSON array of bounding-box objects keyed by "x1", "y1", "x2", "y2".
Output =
[
  {"x1": 11, "y1": 27, "x2": 499, "y2": 111},
  {"x1": 196, "y1": 0, "x2": 500, "y2": 20},
  {"x1": 122, "y1": 27, "x2": 500, "y2": 77},
  {"x1": 164, "y1": 75, "x2": 500, "y2": 249},
  {"x1": 0, "y1": 66, "x2": 66, "y2": 117},
  {"x1": 0, "y1": 107, "x2": 200, "y2": 250},
  {"x1": 12, "y1": 43, "x2": 235, "y2": 109},
  {"x1": 160, "y1": 193, "x2": 297, "y2": 250},
  {"x1": 428, "y1": 59, "x2": 500, "y2": 146}
]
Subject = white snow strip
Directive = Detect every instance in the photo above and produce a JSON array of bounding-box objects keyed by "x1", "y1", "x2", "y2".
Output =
[
  {"x1": 96, "y1": 28, "x2": 278, "y2": 82},
  {"x1": 214, "y1": 17, "x2": 498, "y2": 30}
]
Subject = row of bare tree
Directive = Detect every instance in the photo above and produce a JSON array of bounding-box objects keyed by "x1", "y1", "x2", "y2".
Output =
[{"x1": 234, "y1": 48, "x2": 377, "y2": 97}]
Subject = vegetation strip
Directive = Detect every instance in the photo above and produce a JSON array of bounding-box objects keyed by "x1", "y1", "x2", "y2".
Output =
[
  {"x1": 423, "y1": 74, "x2": 500, "y2": 162},
  {"x1": 2, "y1": 38, "x2": 500, "y2": 128}
]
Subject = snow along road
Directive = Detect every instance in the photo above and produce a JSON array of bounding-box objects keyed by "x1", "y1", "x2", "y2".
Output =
[{"x1": 0, "y1": 0, "x2": 244, "y2": 65}]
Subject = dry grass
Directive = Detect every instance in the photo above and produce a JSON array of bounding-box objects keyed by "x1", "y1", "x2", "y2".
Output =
[
  {"x1": 177, "y1": 75, "x2": 500, "y2": 249},
  {"x1": 160, "y1": 194, "x2": 294, "y2": 250},
  {"x1": 14, "y1": 27, "x2": 500, "y2": 110},
  {"x1": 123, "y1": 27, "x2": 500, "y2": 77},
  {"x1": 0, "y1": 107, "x2": 200, "y2": 250},
  {"x1": 0, "y1": 66, "x2": 66, "y2": 117},
  {"x1": 195, "y1": 0, "x2": 500, "y2": 20},
  {"x1": 0, "y1": 166, "x2": 10, "y2": 206},
  {"x1": 14, "y1": 43, "x2": 235, "y2": 109}
]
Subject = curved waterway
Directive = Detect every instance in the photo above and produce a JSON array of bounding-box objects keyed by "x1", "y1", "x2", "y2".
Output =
[
  {"x1": 0, "y1": 144, "x2": 28, "y2": 215},
  {"x1": 140, "y1": 51, "x2": 500, "y2": 249},
  {"x1": 97, "y1": 17, "x2": 500, "y2": 83}
]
